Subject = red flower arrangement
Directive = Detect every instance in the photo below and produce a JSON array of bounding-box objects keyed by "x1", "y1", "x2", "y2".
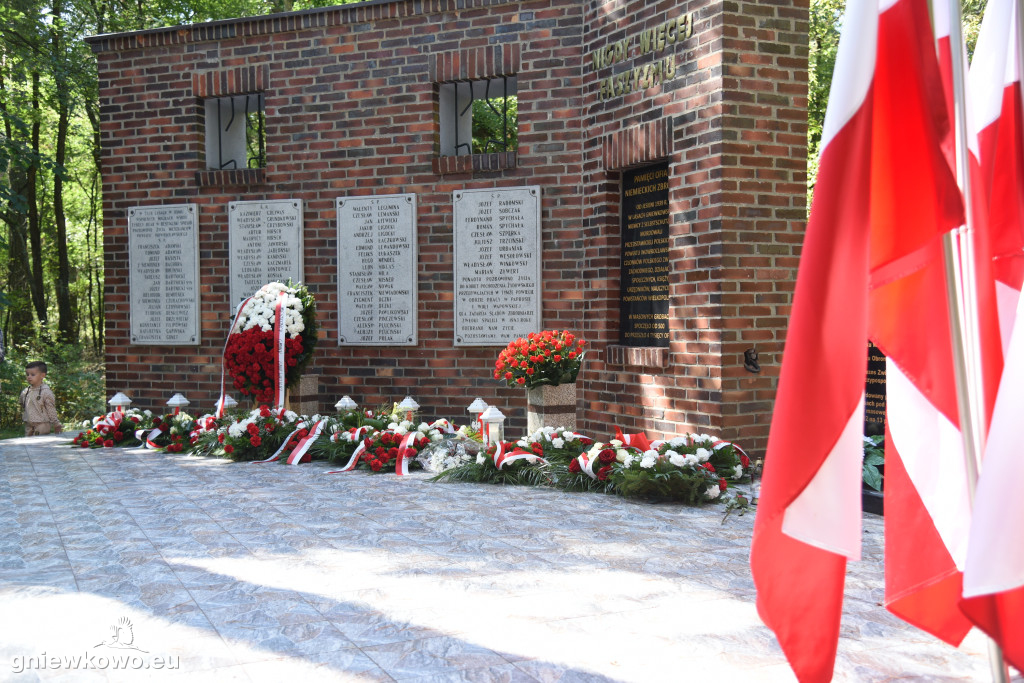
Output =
[
  {"x1": 358, "y1": 423, "x2": 440, "y2": 473},
  {"x1": 493, "y1": 330, "x2": 586, "y2": 389},
  {"x1": 225, "y1": 331, "x2": 306, "y2": 405},
  {"x1": 224, "y1": 281, "x2": 318, "y2": 405}
]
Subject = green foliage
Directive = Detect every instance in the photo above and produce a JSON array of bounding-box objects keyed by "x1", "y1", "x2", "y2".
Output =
[
  {"x1": 431, "y1": 455, "x2": 548, "y2": 487},
  {"x1": 472, "y1": 96, "x2": 518, "y2": 154},
  {"x1": 0, "y1": 340, "x2": 105, "y2": 434},
  {"x1": 862, "y1": 433, "x2": 885, "y2": 491}
]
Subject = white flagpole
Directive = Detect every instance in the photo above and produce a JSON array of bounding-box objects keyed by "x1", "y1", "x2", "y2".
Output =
[{"x1": 943, "y1": 0, "x2": 1010, "y2": 680}]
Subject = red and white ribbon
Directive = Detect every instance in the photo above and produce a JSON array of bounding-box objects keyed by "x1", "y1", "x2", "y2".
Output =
[
  {"x1": 272, "y1": 291, "x2": 287, "y2": 410},
  {"x1": 285, "y1": 420, "x2": 325, "y2": 465},
  {"x1": 95, "y1": 411, "x2": 123, "y2": 435},
  {"x1": 614, "y1": 427, "x2": 652, "y2": 452},
  {"x1": 217, "y1": 297, "x2": 252, "y2": 417},
  {"x1": 326, "y1": 426, "x2": 374, "y2": 473},
  {"x1": 395, "y1": 432, "x2": 419, "y2": 476},
  {"x1": 575, "y1": 451, "x2": 599, "y2": 479},
  {"x1": 429, "y1": 419, "x2": 457, "y2": 434},
  {"x1": 327, "y1": 440, "x2": 367, "y2": 473},
  {"x1": 134, "y1": 426, "x2": 163, "y2": 449},
  {"x1": 492, "y1": 442, "x2": 546, "y2": 470}
]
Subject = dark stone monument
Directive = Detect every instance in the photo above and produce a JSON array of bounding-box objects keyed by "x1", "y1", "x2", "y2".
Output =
[{"x1": 620, "y1": 162, "x2": 670, "y2": 347}]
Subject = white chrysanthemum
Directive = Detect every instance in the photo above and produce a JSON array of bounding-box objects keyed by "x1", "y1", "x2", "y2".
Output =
[
  {"x1": 388, "y1": 422, "x2": 399, "y2": 431},
  {"x1": 284, "y1": 410, "x2": 298, "y2": 422},
  {"x1": 733, "y1": 465, "x2": 743, "y2": 479},
  {"x1": 228, "y1": 423, "x2": 244, "y2": 438},
  {"x1": 143, "y1": 410, "x2": 153, "y2": 416},
  {"x1": 669, "y1": 453, "x2": 686, "y2": 468},
  {"x1": 704, "y1": 485, "x2": 721, "y2": 500},
  {"x1": 669, "y1": 436, "x2": 687, "y2": 449},
  {"x1": 395, "y1": 425, "x2": 409, "y2": 436},
  {"x1": 476, "y1": 453, "x2": 486, "y2": 465},
  {"x1": 622, "y1": 453, "x2": 634, "y2": 468},
  {"x1": 698, "y1": 433, "x2": 715, "y2": 443},
  {"x1": 639, "y1": 454, "x2": 657, "y2": 469},
  {"x1": 695, "y1": 447, "x2": 711, "y2": 462},
  {"x1": 562, "y1": 431, "x2": 576, "y2": 441},
  {"x1": 685, "y1": 454, "x2": 699, "y2": 466},
  {"x1": 610, "y1": 439, "x2": 623, "y2": 447},
  {"x1": 552, "y1": 438, "x2": 565, "y2": 449}
]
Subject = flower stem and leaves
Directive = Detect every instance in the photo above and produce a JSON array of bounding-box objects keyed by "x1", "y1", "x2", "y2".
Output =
[{"x1": 862, "y1": 434, "x2": 885, "y2": 491}]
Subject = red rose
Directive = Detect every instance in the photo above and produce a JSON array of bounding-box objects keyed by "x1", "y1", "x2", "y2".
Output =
[
  {"x1": 80, "y1": 441, "x2": 90, "y2": 449},
  {"x1": 597, "y1": 465, "x2": 611, "y2": 481},
  {"x1": 740, "y1": 453, "x2": 750, "y2": 468},
  {"x1": 224, "y1": 444, "x2": 235, "y2": 454},
  {"x1": 568, "y1": 351, "x2": 577, "y2": 359},
  {"x1": 504, "y1": 372, "x2": 512, "y2": 380},
  {"x1": 130, "y1": 416, "x2": 140, "y2": 423},
  {"x1": 703, "y1": 462, "x2": 715, "y2": 472},
  {"x1": 267, "y1": 423, "x2": 276, "y2": 432},
  {"x1": 553, "y1": 355, "x2": 561, "y2": 362},
  {"x1": 569, "y1": 459, "x2": 581, "y2": 473},
  {"x1": 719, "y1": 478, "x2": 728, "y2": 492},
  {"x1": 103, "y1": 439, "x2": 114, "y2": 448},
  {"x1": 517, "y1": 377, "x2": 526, "y2": 385},
  {"x1": 250, "y1": 436, "x2": 262, "y2": 447},
  {"x1": 113, "y1": 431, "x2": 124, "y2": 441},
  {"x1": 370, "y1": 460, "x2": 382, "y2": 472},
  {"x1": 218, "y1": 434, "x2": 225, "y2": 443},
  {"x1": 598, "y1": 449, "x2": 616, "y2": 463}
]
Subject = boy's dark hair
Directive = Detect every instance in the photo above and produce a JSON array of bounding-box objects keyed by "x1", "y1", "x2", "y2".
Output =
[{"x1": 25, "y1": 361, "x2": 48, "y2": 373}]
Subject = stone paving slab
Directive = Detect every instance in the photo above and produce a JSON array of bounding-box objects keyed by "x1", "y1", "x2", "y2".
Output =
[{"x1": 0, "y1": 434, "x2": 1008, "y2": 682}]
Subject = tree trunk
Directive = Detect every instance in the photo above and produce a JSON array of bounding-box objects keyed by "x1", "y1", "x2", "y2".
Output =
[
  {"x1": 50, "y1": 0, "x2": 76, "y2": 342},
  {"x1": 27, "y1": 71, "x2": 47, "y2": 329}
]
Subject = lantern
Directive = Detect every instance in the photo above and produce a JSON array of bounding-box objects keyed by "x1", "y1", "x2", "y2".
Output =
[
  {"x1": 165, "y1": 393, "x2": 190, "y2": 415},
  {"x1": 479, "y1": 405, "x2": 505, "y2": 447},
  {"x1": 108, "y1": 392, "x2": 132, "y2": 414},
  {"x1": 397, "y1": 396, "x2": 419, "y2": 423},
  {"x1": 467, "y1": 397, "x2": 488, "y2": 435}
]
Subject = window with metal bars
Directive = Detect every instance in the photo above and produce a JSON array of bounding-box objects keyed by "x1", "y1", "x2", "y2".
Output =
[
  {"x1": 204, "y1": 93, "x2": 266, "y2": 170},
  {"x1": 438, "y1": 76, "x2": 518, "y2": 157}
]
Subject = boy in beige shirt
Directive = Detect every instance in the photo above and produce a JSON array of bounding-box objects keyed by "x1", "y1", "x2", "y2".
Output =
[{"x1": 20, "y1": 361, "x2": 63, "y2": 436}]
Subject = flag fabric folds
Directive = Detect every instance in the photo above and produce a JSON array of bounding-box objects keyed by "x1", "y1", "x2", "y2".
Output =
[
  {"x1": 960, "y1": 0, "x2": 1024, "y2": 671},
  {"x1": 750, "y1": 0, "x2": 967, "y2": 679}
]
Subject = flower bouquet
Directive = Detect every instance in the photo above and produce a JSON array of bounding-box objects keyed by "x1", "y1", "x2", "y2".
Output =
[
  {"x1": 71, "y1": 408, "x2": 154, "y2": 449},
  {"x1": 188, "y1": 414, "x2": 226, "y2": 457},
  {"x1": 357, "y1": 420, "x2": 444, "y2": 473},
  {"x1": 493, "y1": 330, "x2": 586, "y2": 389},
  {"x1": 431, "y1": 439, "x2": 548, "y2": 486},
  {"x1": 275, "y1": 414, "x2": 331, "y2": 463},
  {"x1": 548, "y1": 441, "x2": 641, "y2": 493},
  {"x1": 612, "y1": 433, "x2": 746, "y2": 504},
  {"x1": 141, "y1": 411, "x2": 196, "y2": 453},
  {"x1": 212, "y1": 405, "x2": 299, "y2": 461},
  {"x1": 224, "y1": 281, "x2": 318, "y2": 405},
  {"x1": 516, "y1": 426, "x2": 593, "y2": 464}
]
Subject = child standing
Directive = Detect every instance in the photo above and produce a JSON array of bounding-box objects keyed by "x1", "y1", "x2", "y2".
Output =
[{"x1": 20, "y1": 361, "x2": 63, "y2": 436}]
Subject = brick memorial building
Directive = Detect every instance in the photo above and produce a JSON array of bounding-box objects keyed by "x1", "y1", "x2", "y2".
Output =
[{"x1": 87, "y1": 0, "x2": 808, "y2": 455}]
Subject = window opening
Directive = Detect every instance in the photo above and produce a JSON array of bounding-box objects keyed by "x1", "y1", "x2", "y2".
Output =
[
  {"x1": 205, "y1": 93, "x2": 265, "y2": 170},
  {"x1": 439, "y1": 76, "x2": 517, "y2": 157}
]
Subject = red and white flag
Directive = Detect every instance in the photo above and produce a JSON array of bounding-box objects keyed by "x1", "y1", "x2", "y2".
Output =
[
  {"x1": 968, "y1": 0, "x2": 1024, "y2": 345},
  {"x1": 960, "y1": 0, "x2": 1024, "y2": 671},
  {"x1": 750, "y1": 0, "x2": 965, "y2": 679}
]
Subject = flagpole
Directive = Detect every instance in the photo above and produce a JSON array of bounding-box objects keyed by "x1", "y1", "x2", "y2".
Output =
[{"x1": 943, "y1": 1, "x2": 1010, "y2": 680}]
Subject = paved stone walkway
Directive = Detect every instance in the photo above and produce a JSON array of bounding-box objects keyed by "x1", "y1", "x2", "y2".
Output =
[{"x1": 0, "y1": 434, "x2": 1003, "y2": 682}]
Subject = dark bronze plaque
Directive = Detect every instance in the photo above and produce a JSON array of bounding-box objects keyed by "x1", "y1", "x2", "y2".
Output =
[{"x1": 620, "y1": 162, "x2": 670, "y2": 347}]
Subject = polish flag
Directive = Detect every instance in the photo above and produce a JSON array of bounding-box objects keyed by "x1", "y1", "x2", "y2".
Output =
[
  {"x1": 749, "y1": 0, "x2": 964, "y2": 679},
  {"x1": 960, "y1": 0, "x2": 1024, "y2": 672},
  {"x1": 968, "y1": 0, "x2": 1024, "y2": 346},
  {"x1": 877, "y1": 0, "x2": 1003, "y2": 647}
]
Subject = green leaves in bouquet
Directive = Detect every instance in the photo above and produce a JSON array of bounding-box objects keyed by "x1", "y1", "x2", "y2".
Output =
[
  {"x1": 431, "y1": 456, "x2": 548, "y2": 487},
  {"x1": 286, "y1": 279, "x2": 318, "y2": 387},
  {"x1": 613, "y1": 465, "x2": 709, "y2": 504},
  {"x1": 862, "y1": 434, "x2": 885, "y2": 492}
]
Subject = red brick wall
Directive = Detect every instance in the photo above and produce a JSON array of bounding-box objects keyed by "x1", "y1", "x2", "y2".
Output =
[
  {"x1": 90, "y1": 0, "x2": 807, "y2": 455},
  {"x1": 580, "y1": 0, "x2": 808, "y2": 455}
]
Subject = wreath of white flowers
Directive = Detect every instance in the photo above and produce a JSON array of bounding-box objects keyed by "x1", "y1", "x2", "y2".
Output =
[{"x1": 232, "y1": 282, "x2": 306, "y2": 337}]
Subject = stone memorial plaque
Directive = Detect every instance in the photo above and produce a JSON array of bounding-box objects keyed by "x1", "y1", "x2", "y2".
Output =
[
  {"x1": 228, "y1": 199, "x2": 303, "y2": 304},
  {"x1": 128, "y1": 204, "x2": 200, "y2": 345},
  {"x1": 454, "y1": 186, "x2": 542, "y2": 346},
  {"x1": 336, "y1": 194, "x2": 418, "y2": 346},
  {"x1": 865, "y1": 341, "x2": 886, "y2": 435},
  {"x1": 620, "y1": 162, "x2": 670, "y2": 347}
]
